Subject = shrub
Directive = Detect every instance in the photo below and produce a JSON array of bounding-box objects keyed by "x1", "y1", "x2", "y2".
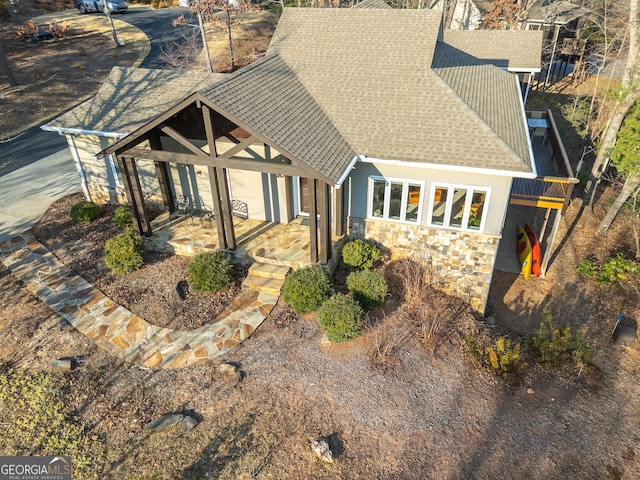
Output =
[
  {"x1": 530, "y1": 309, "x2": 595, "y2": 373},
  {"x1": 69, "y1": 201, "x2": 101, "y2": 222},
  {"x1": 188, "y1": 251, "x2": 234, "y2": 293},
  {"x1": 597, "y1": 253, "x2": 637, "y2": 285},
  {"x1": 104, "y1": 231, "x2": 145, "y2": 275},
  {"x1": 317, "y1": 294, "x2": 363, "y2": 343},
  {"x1": 342, "y1": 238, "x2": 381, "y2": 269},
  {"x1": 577, "y1": 253, "x2": 639, "y2": 286},
  {"x1": 282, "y1": 266, "x2": 334, "y2": 314},
  {"x1": 465, "y1": 334, "x2": 525, "y2": 379},
  {"x1": 346, "y1": 269, "x2": 387, "y2": 309},
  {"x1": 113, "y1": 205, "x2": 133, "y2": 229},
  {"x1": 577, "y1": 258, "x2": 599, "y2": 278}
]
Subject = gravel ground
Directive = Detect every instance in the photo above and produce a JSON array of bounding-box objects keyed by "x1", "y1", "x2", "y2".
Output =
[{"x1": 0, "y1": 191, "x2": 638, "y2": 479}]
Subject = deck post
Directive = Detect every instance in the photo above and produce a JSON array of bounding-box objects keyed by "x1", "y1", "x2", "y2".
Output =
[
  {"x1": 202, "y1": 104, "x2": 234, "y2": 250},
  {"x1": 216, "y1": 167, "x2": 236, "y2": 250},
  {"x1": 148, "y1": 130, "x2": 173, "y2": 212},
  {"x1": 118, "y1": 155, "x2": 151, "y2": 237},
  {"x1": 319, "y1": 181, "x2": 331, "y2": 264},
  {"x1": 334, "y1": 185, "x2": 344, "y2": 237},
  {"x1": 540, "y1": 210, "x2": 562, "y2": 277},
  {"x1": 309, "y1": 178, "x2": 319, "y2": 264}
]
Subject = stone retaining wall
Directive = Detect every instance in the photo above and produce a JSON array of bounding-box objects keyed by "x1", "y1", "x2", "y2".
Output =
[{"x1": 348, "y1": 217, "x2": 499, "y2": 313}]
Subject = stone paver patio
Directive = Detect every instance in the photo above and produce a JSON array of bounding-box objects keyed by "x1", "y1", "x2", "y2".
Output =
[{"x1": 0, "y1": 232, "x2": 279, "y2": 369}]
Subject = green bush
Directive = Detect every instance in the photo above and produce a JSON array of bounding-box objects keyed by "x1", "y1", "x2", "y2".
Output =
[
  {"x1": 530, "y1": 309, "x2": 595, "y2": 372},
  {"x1": 188, "y1": 250, "x2": 234, "y2": 293},
  {"x1": 577, "y1": 258, "x2": 599, "y2": 278},
  {"x1": 113, "y1": 205, "x2": 133, "y2": 229},
  {"x1": 597, "y1": 253, "x2": 638, "y2": 285},
  {"x1": 317, "y1": 294, "x2": 363, "y2": 343},
  {"x1": 346, "y1": 269, "x2": 387, "y2": 309},
  {"x1": 465, "y1": 335, "x2": 525, "y2": 379},
  {"x1": 577, "y1": 253, "x2": 639, "y2": 286},
  {"x1": 342, "y1": 238, "x2": 381, "y2": 269},
  {"x1": 69, "y1": 201, "x2": 101, "y2": 222},
  {"x1": 104, "y1": 231, "x2": 145, "y2": 275},
  {"x1": 282, "y1": 266, "x2": 334, "y2": 314}
]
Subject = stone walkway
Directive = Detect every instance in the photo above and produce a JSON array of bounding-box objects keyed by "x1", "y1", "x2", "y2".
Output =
[{"x1": 0, "y1": 232, "x2": 279, "y2": 369}]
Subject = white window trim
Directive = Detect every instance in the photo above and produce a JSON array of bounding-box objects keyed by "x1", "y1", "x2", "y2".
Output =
[
  {"x1": 367, "y1": 176, "x2": 425, "y2": 224},
  {"x1": 427, "y1": 183, "x2": 491, "y2": 233},
  {"x1": 107, "y1": 154, "x2": 123, "y2": 189}
]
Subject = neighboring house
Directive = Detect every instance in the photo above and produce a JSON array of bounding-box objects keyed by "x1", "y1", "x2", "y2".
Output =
[{"x1": 43, "y1": 7, "x2": 573, "y2": 313}]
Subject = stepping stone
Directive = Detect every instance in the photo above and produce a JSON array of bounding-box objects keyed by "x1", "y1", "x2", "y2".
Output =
[
  {"x1": 144, "y1": 413, "x2": 185, "y2": 432},
  {"x1": 247, "y1": 263, "x2": 290, "y2": 280},
  {"x1": 242, "y1": 274, "x2": 285, "y2": 295}
]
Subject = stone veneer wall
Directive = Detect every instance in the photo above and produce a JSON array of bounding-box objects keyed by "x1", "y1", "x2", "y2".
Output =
[
  {"x1": 87, "y1": 184, "x2": 164, "y2": 211},
  {"x1": 349, "y1": 217, "x2": 499, "y2": 313}
]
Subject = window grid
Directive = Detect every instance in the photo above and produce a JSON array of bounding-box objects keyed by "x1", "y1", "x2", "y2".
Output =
[
  {"x1": 428, "y1": 183, "x2": 489, "y2": 232},
  {"x1": 368, "y1": 176, "x2": 424, "y2": 224}
]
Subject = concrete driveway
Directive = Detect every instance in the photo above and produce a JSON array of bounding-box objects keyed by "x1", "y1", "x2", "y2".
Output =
[{"x1": 0, "y1": 150, "x2": 80, "y2": 243}]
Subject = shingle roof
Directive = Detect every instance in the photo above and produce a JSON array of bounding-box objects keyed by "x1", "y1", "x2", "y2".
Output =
[
  {"x1": 44, "y1": 67, "x2": 220, "y2": 134},
  {"x1": 352, "y1": 0, "x2": 392, "y2": 9},
  {"x1": 432, "y1": 42, "x2": 531, "y2": 171},
  {"x1": 443, "y1": 30, "x2": 543, "y2": 70},
  {"x1": 49, "y1": 9, "x2": 536, "y2": 182},
  {"x1": 199, "y1": 8, "x2": 532, "y2": 178},
  {"x1": 200, "y1": 54, "x2": 357, "y2": 184}
]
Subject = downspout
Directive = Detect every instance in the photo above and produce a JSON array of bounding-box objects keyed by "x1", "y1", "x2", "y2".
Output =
[
  {"x1": 523, "y1": 71, "x2": 533, "y2": 106},
  {"x1": 65, "y1": 134, "x2": 91, "y2": 201}
]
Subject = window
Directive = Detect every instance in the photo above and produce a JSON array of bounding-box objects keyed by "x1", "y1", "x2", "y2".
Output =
[
  {"x1": 107, "y1": 154, "x2": 123, "y2": 188},
  {"x1": 368, "y1": 176, "x2": 423, "y2": 223},
  {"x1": 429, "y1": 184, "x2": 488, "y2": 231}
]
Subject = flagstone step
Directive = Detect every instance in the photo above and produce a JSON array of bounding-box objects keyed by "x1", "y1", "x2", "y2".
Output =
[
  {"x1": 248, "y1": 262, "x2": 291, "y2": 280},
  {"x1": 242, "y1": 274, "x2": 286, "y2": 295}
]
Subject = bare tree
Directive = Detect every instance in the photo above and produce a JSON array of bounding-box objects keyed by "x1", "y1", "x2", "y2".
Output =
[
  {"x1": 594, "y1": 0, "x2": 640, "y2": 234},
  {"x1": 582, "y1": 0, "x2": 638, "y2": 211},
  {"x1": 160, "y1": 30, "x2": 212, "y2": 71},
  {"x1": 103, "y1": 4, "x2": 121, "y2": 48},
  {"x1": 175, "y1": 0, "x2": 260, "y2": 73}
]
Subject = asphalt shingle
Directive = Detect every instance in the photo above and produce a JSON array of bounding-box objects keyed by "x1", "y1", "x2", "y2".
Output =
[
  {"x1": 44, "y1": 67, "x2": 221, "y2": 135},
  {"x1": 443, "y1": 30, "x2": 543, "y2": 70}
]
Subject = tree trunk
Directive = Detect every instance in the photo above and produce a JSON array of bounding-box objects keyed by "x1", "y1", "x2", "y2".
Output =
[
  {"x1": 104, "y1": 7, "x2": 120, "y2": 48},
  {"x1": 0, "y1": 40, "x2": 16, "y2": 87},
  {"x1": 198, "y1": 11, "x2": 213, "y2": 73},
  {"x1": 587, "y1": 89, "x2": 640, "y2": 210},
  {"x1": 226, "y1": 10, "x2": 235, "y2": 72},
  {"x1": 598, "y1": 172, "x2": 640, "y2": 234},
  {"x1": 585, "y1": 0, "x2": 639, "y2": 206},
  {"x1": 622, "y1": 0, "x2": 639, "y2": 89}
]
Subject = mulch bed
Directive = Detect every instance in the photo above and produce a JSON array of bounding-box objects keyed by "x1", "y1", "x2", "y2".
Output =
[{"x1": 32, "y1": 193, "x2": 245, "y2": 330}]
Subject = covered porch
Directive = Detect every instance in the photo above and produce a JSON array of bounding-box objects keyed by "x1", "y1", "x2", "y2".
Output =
[
  {"x1": 100, "y1": 90, "x2": 352, "y2": 268},
  {"x1": 144, "y1": 213, "x2": 343, "y2": 270}
]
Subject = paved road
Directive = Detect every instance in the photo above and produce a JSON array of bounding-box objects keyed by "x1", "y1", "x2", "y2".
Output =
[
  {"x1": 0, "y1": 7, "x2": 201, "y2": 178},
  {"x1": 0, "y1": 7, "x2": 206, "y2": 238},
  {"x1": 0, "y1": 149, "x2": 80, "y2": 243},
  {"x1": 0, "y1": 126, "x2": 67, "y2": 178},
  {"x1": 122, "y1": 7, "x2": 201, "y2": 69}
]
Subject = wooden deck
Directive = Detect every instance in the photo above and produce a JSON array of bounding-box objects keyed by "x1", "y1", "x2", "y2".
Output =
[{"x1": 510, "y1": 109, "x2": 578, "y2": 212}]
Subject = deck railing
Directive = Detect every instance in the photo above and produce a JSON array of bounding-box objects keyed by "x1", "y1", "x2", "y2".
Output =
[
  {"x1": 510, "y1": 177, "x2": 575, "y2": 209},
  {"x1": 512, "y1": 109, "x2": 578, "y2": 212}
]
